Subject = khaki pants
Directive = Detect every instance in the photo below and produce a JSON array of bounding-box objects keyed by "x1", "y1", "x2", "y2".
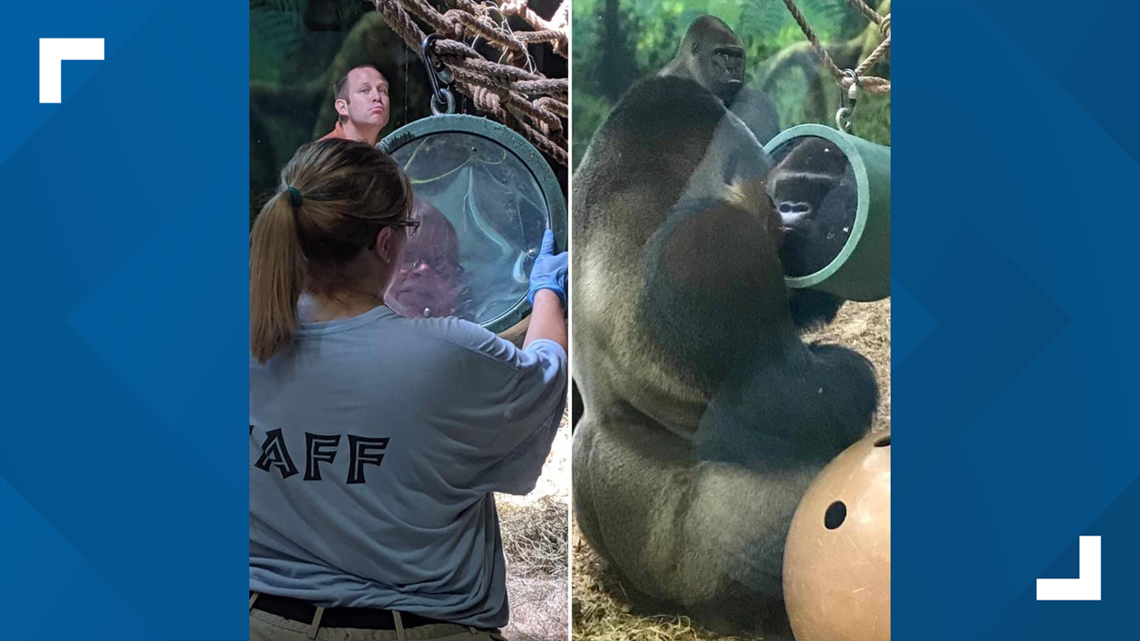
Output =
[{"x1": 250, "y1": 603, "x2": 506, "y2": 641}]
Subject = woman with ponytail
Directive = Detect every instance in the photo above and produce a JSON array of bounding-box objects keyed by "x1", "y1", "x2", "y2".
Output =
[{"x1": 249, "y1": 138, "x2": 568, "y2": 641}]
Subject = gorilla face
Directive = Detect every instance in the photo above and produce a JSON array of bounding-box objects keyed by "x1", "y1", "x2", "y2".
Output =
[
  {"x1": 771, "y1": 169, "x2": 836, "y2": 230},
  {"x1": 573, "y1": 70, "x2": 875, "y2": 638},
  {"x1": 387, "y1": 200, "x2": 463, "y2": 318},
  {"x1": 697, "y1": 42, "x2": 743, "y2": 99},
  {"x1": 696, "y1": 37, "x2": 745, "y2": 101},
  {"x1": 766, "y1": 137, "x2": 859, "y2": 277},
  {"x1": 662, "y1": 15, "x2": 748, "y2": 103}
]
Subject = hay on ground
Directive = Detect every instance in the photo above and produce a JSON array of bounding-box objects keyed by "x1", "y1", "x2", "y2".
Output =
[{"x1": 572, "y1": 298, "x2": 891, "y2": 640}]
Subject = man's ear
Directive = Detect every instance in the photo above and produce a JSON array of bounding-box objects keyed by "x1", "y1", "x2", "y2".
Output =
[{"x1": 335, "y1": 97, "x2": 349, "y2": 119}]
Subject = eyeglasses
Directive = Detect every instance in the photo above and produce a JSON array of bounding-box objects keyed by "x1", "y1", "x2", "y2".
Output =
[
  {"x1": 367, "y1": 216, "x2": 421, "y2": 249},
  {"x1": 390, "y1": 218, "x2": 421, "y2": 238}
]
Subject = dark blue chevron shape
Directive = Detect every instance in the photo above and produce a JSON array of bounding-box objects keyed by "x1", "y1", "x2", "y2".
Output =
[
  {"x1": 977, "y1": 476, "x2": 1140, "y2": 640},
  {"x1": 0, "y1": 5, "x2": 225, "y2": 326},
  {"x1": 976, "y1": 1, "x2": 1140, "y2": 166},
  {"x1": 892, "y1": 4, "x2": 1139, "y2": 638},
  {"x1": 0, "y1": 2, "x2": 251, "y2": 639},
  {"x1": 68, "y1": 151, "x2": 244, "y2": 467},
  {"x1": 890, "y1": 276, "x2": 936, "y2": 362},
  {"x1": 893, "y1": 165, "x2": 1071, "y2": 463},
  {"x1": 0, "y1": 1, "x2": 164, "y2": 165},
  {"x1": 0, "y1": 476, "x2": 161, "y2": 641}
]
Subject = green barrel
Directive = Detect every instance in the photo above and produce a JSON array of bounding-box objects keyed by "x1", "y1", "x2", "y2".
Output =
[{"x1": 764, "y1": 124, "x2": 890, "y2": 302}]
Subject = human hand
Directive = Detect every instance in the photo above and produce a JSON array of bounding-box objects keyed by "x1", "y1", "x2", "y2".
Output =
[{"x1": 527, "y1": 229, "x2": 567, "y2": 308}]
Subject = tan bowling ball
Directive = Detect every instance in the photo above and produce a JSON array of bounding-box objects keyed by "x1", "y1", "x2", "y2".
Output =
[{"x1": 783, "y1": 430, "x2": 891, "y2": 641}]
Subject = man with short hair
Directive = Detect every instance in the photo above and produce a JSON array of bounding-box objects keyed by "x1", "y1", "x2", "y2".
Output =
[
  {"x1": 319, "y1": 64, "x2": 464, "y2": 320},
  {"x1": 320, "y1": 64, "x2": 390, "y2": 145}
]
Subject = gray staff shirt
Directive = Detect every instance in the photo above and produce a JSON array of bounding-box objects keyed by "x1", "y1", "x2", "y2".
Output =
[{"x1": 249, "y1": 304, "x2": 567, "y2": 628}]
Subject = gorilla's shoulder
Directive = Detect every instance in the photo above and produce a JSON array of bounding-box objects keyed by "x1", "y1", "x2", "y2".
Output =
[
  {"x1": 600, "y1": 76, "x2": 727, "y2": 143},
  {"x1": 615, "y1": 76, "x2": 725, "y2": 110}
]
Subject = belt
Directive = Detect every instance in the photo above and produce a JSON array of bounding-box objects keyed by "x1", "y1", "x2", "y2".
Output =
[{"x1": 251, "y1": 592, "x2": 450, "y2": 630}]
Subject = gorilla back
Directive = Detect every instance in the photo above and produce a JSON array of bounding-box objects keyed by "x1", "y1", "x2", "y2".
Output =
[{"x1": 573, "y1": 75, "x2": 878, "y2": 637}]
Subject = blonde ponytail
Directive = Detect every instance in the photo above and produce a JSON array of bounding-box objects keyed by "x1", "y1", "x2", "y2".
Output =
[
  {"x1": 248, "y1": 138, "x2": 413, "y2": 363},
  {"x1": 250, "y1": 192, "x2": 305, "y2": 363}
]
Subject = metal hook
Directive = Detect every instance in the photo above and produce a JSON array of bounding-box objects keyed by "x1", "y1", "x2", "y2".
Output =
[
  {"x1": 420, "y1": 34, "x2": 456, "y2": 115},
  {"x1": 835, "y1": 69, "x2": 861, "y2": 132},
  {"x1": 431, "y1": 89, "x2": 456, "y2": 116}
]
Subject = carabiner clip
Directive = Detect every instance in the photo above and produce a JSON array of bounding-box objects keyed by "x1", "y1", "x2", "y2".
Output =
[
  {"x1": 836, "y1": 69, "x2": 861, "y2": 132},
  {"x1": 421, "y1": 34, "x2": 456, "y2": 115}
]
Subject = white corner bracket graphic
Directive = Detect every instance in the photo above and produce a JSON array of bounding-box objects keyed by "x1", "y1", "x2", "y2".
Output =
[
  {"x1": 39, "y1": 38, "x2": 104, "y2": 103},
  {"x1": 1036, "y1": 535, "x2": 1102, "y2": 601}
]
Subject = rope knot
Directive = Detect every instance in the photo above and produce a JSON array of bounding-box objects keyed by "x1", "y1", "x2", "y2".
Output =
[
  {"x1": 440, "y1": 12, "x2": 464, "y2": 39},
  {"x1": 371, "y1": 0, "x2": 568, "y2": 165},
  {"x1": 473, "y1": 86, "x2": 502, "y2": 112},
  {"x1": 879, "y1": 13, "x2": 891, "y2": 37},
  {"x1": 499, "y1": 0, "x2": 527, "y2": 17}
]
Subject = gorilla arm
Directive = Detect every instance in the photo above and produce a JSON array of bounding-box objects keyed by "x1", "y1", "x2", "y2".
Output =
[
  {"x1": 572, "y1": 74, "x2": 877, "y2": 638},
  {"x1": 573, "y1": 407, "x2": 816, "y2": 635},
  {"x1": 572, "y1": 77, "x2": 757, "y2": 440}
]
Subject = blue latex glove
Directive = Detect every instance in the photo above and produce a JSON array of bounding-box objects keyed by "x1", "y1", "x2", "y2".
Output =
[{"x1": 527, "y1": 229, "x2": 568, "y2": 307}]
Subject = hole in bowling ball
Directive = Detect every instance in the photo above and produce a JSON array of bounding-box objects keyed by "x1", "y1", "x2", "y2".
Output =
[
  {"x1": 873, "y1": 435, "x2": 891, "y2": 447},
  {"x1": 824, "y1": 501, "x2": 847, "y2": 530}
]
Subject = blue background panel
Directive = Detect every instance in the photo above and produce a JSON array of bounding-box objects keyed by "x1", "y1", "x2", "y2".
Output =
[
  {"x1": 894, "y1": 2, "x2": 1139, "y2": 640},
  {"x1": 0, "y1": 1, "x2": 249, "y2": 640},
  {"x1": 1, "y1": 1, "x2": 1137, "y2": 641}
]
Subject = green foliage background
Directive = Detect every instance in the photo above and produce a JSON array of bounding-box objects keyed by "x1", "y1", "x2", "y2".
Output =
[{"x1": 571, "y1": 0, "x2": 890, "y2": 169}]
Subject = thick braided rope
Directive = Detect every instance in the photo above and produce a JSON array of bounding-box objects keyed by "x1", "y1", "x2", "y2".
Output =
[
  {"x1": 535, "y1": 96, "x2": 567, "y2": 118},
  {"x1": 493, "y1": 0, "x2": 568, "y2": 53},
  {"x1": 372, "y1": 0, "x2": 568, "y2": 165},
  {"x1": 449, "y1": 76, "x2": 563, "y2": 140},
  {"x1": 781, "y1": 0, "x2": 843, "y2": 80},
  {"x1": 402, "y1": 0, "x2": 454, "y2": 39},
  {"x1": 450, "y1": 0, "x2": 567, "y2": 54},
  {"x1": 846, "y1": 0, "x2": 883, "y2": 26},
  {"x1": 447, "y1": 66, "x2": 562, "y2": 130},
  {"x1": 512, "y1": 29, "x2": 565, "y2": 45},
  {"x1": 782, "y1": 0, "x2": 891, "y2": 95},
  {"x1": 854, "y1": 33, "x2": 890, "y2": 77},
  {"x1": 443, "y1": 8, "x2": 528, "y2": 65},
  {"x1": 373, "y1": 1, "x2": 564, "y2": 94},
  {"x1": 375, "y1": 0, "x2": 429, "y2": 51}
]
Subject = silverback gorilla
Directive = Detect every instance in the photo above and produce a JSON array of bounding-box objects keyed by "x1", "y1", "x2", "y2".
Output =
[
  {"x1": 572, "y1": 16, "x2": 878, "y2": 638},
  {"x1": 659, "y1": 15, "x2": 782, "y2": 147}
]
